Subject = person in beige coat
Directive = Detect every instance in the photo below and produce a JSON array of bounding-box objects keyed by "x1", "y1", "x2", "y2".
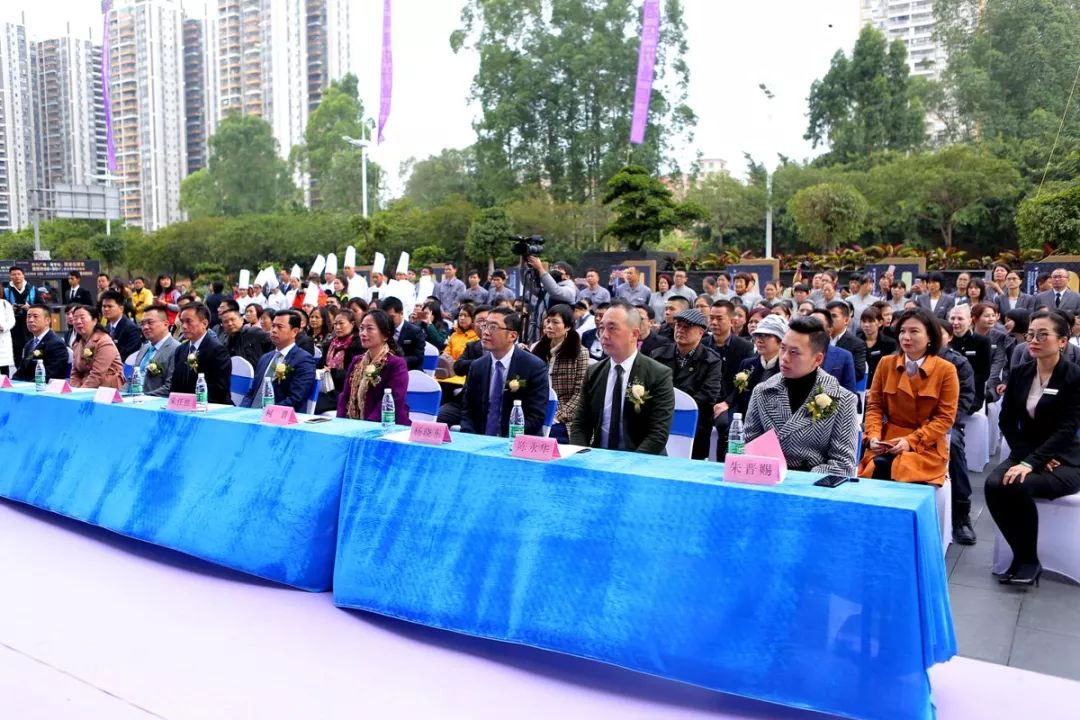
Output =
[{"x1": 69, "y1": 304, "x2": 124, "y2": 389}]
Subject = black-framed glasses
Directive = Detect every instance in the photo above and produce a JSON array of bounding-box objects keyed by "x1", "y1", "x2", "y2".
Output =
[{"x1": 1025, "y1": 331, "x2": 1058, "y2": 343}]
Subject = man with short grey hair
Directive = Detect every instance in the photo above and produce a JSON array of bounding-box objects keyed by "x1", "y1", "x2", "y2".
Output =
[{"x1": 1035, "y1": 267, "x2": 1080, "y2": 313}]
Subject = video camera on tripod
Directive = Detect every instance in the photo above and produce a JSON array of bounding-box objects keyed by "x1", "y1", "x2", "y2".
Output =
[{"x1": 510, "y1": 235, "x2": 546, "y2": 343}]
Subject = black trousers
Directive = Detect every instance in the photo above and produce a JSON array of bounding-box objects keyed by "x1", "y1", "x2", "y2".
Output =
[
  {"x1": 948, "y1": 424, "x2": 972, "y2": 521},
  {"x1": 984, "y1": 459, "x2": 1080, "y2": 565}
]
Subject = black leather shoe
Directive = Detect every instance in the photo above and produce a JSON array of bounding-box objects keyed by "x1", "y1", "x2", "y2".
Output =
[{"x1": 953, "y1": 521, "x2": 977, "y2": 546}]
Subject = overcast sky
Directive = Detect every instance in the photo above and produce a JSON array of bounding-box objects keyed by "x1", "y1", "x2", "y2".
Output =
[{"x1": 3, "y1": 1, "x2": 859, "y2": 194}]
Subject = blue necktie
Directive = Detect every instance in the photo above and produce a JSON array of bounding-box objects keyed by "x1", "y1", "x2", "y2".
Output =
[
  {"x1": 485, "y1": 361, "x2": 505, "y2": 436},
  {"x1": 26, "y1": 336, "x2": 40, "y2": 357},
  {"x1": 139, "y1": 344, "x2": 157, "y2": 372}
]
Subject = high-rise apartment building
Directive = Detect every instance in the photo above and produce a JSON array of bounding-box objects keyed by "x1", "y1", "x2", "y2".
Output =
[
  {"x1": 860, "y1": 0, "x2": 946, "y2": 80},
  {"x1": 183, "y1": 16, "x2": 210, "y2": 174},
  {"x1": 31, "y1": 31, "x2": 108, "y2": 192},
  {"x1": 0, "y1": 20, "x2": 37, "y2": 233},
  {"x1": 107, "y1": 0, "x2": 187, "y2": 231},
  {"x1": 207, "y1": 0, "x2": 352, "y2": 159}
]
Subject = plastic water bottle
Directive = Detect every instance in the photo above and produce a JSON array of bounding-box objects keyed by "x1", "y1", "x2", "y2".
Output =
[
  {"x1": 509, "y1": 399, "x2": 525, "y2": 450},
  {"x1": 261, "y1": 377, "x2": 275, "y2": 408},
  {"x1": 381, "y1": 388, "x2": 395, "y2": 430},
  {"x1": 195, "y1": 373, "x2": 208, "y2": 412},
  {"x1": 34, "y1": 359, "x2": 46, "y2": 392},
  {"x1": 727, "y1": 413, "x2": 746, "y2": 456},
  {"x1": 129, "y1": 366, "x2": 144, "y2": 396}
]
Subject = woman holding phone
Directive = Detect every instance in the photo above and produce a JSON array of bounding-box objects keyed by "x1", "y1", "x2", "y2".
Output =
[{"x1": 858, "y1": 307, "x2": 959, "y2": 485}]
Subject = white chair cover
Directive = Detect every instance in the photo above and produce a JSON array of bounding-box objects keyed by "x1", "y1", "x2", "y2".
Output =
[
  {"x1": 542, "y1": 387, "x2": 558, "y2": 438},
  {"x1": 406, "y1": 369, "x2": 441, "y2": 423},
  {"x1": 665, "y1": 388, "x2": 698, "y2": 460},
  {"x1": 986, "y1": 398, "x2": 1002, "y2": 457},
  {"x1": 993, "y1": 493, "x2": 1080, "y2": 583},
  {"x1": 962, "y1": 410, "x2": 989, "y2": 473},
  {"x1": 229, "y1": 356, "x2": 255, "y2": 407}
]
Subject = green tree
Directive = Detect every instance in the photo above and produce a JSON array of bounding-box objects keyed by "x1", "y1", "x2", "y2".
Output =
[
  {"x1": 421, "y1": 194, "x2": 478, "y2": 263},
  {"x1": 452, "y1": 0, "x2": 695, "y2": 204},
  {"x1": 1016, "y1": 182, "x2": 1080, "y2": 253},
  {"x1": 465, "y1": 206, "x2": 515, "y2": 273},
  {"x1": 601, "y1": 164, "x2": 706, "y2": 251},
  {"x1": 402, "y1": 147, "x2": 482, "y2": 209},
  {"x1": 805, "y1": 25, "x2": 928, "y2": 164},
  {"x1": 787, "y1": 183, "x2": 869, "y2": 252},
  {"x1": 178, "y1": 169, "x2": 222, "y2": 219},
  {"x1": 870, "y1": 145, "x2": 1024, "y2": 247},
  {"x1": 293, "y1": 74, "x2": 382, "y2": 211},
  {"x1": 90, "y1": 232, "x2": 128, "y2": 274},
  {"x1": 179, "y1": 114, "x2": 294, "y2": 217},
  {"x1": 685, "y1": 172, "x2": 766, "y2": 249}
]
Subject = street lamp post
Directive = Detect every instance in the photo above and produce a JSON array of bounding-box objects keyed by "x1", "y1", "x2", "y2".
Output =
[
  {"x1": 759, "y1": 83, "x2": 775, "y2": 259},
  {"x1": 91, "y1": 172, "x2": 122, "y2": 235},
  {"x1": 341, "y1": 135, "x2": 370, "y2": 218}
]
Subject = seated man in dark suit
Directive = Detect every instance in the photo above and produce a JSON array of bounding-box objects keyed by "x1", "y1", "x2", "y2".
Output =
[
  {"x1": 809, "y1": 308, "x2": 857, "y2": 394},
  {"x1": 100, "y1": 290, "x2": 144, "y2": 361},
  {"x1": 459, "y1": 308, "x2": 549, "y2": 437},
  {"x1": 571, "y1": 300, "x2": 675, "y2": 454},
  {"x1": 649, "y1": 308, "x2": 724, "y2": 459},
  {"x1": 13, "y1": 304, "x2": 68, "y2": 382},
  {"x1": 240, "y1": 310, "x2": 317, "y2": 411},
  {"x1": 218, "y1": 307, "x2": 272, "y2": 370},
  {"x1": 169, "y1": 302, "x2": 233, "y2": 405},
  {"x1": 826, "y1": 301, "x2": 867, "y2": 383},
  {"x1": 438, "y1": 308, "x2": 491, "y2": 427},
  {"x1": 381, "y1": 296, "x2": 425, "y2": 371}
]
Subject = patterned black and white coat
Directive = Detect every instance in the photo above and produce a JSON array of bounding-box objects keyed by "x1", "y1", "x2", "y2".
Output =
[{"x1": 743, "y1": 368, "x2": 859, "y2": 476}]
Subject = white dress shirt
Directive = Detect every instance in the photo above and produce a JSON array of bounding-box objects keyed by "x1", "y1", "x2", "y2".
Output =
[{"x1": 600, "y1": 351, "x2": 637, "y2": 449}]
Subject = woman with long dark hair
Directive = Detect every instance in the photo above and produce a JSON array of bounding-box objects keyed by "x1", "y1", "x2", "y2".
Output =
[
  {"x1": 987, "y1": 310, "x2": 1080, "y2": 587},
  {"x1": 69, "y1": 304, "x2": 124, "y2": 389},
  {"x1": 307, "y1": 306, "x2": 332, "y2": 346},
  {"x1": 417, "y1": 299, "x2": 449, "y2": 352},
  {"x1": 315, "y1": 309, "x2": 363, "y2": 414},
  {"x1": 858, "y1": 307, "x2": 959, "y2": 484},
  {"x1": 337, "y1": 309, "x2": 410, "y2": 424},
  {"x1": 530, "y1": 304, "x2": 588, "y2": 443}
]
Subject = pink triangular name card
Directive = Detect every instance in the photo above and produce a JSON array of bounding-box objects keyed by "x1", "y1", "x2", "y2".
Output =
[
  {"x1": 166, "y1": 393, "x2": 198, "y2": 412},
  {"x1": 0, "y1": 375, "x2": 12, "y2": 388},
  {"x1": 512, "y1": 434, "x2": 560, "y2": 461},
  {"x1": 93, "y1": 387, "x2": 124, "y2": 404},
  {"x1": 46, "y1": 379, "x2": 72, "y2": 394},
  {"x1": 408, "y1": 421, "x2": 451, "y2": 445},
  {"x1": 262, "y1": 405, "x2": 299, "y2": 425},
  {"x1": 724, "y1": 428, "x2": 786, "y2": 485}
]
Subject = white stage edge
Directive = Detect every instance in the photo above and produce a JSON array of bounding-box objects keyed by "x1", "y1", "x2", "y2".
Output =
[{"x1": 2, "y1": 500, "x2": 1079, "y2": 720}]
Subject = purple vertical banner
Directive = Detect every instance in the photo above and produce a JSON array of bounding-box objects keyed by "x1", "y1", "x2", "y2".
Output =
[
  {"x1": 377, "y1": 0, "x2": 392, "y2": 144},
  {"x1": 101, "y1": 0, "x2": 116, "y2": 172},
  {"x1": 629, "y1": 0, "x2": 661, "y2": 145}
]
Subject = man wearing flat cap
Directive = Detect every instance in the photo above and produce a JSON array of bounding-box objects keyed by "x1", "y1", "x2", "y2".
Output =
[{"x1": 649, "y1": 307, "x2": 724, "y2": 459}]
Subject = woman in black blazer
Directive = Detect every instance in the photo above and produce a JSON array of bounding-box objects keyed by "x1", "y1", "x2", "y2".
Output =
[
  {"x1": 987, "y1": 310, "x2": 1080, "y2": 587},
  {"x1": 858, "y1": 305, "x2": 898, "y2": 380}
]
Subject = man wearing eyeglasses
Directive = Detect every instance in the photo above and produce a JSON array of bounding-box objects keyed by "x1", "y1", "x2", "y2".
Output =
[
  {"x1": 1035, "y1": 268, "x2": 1080, "y2": 314},
  {"x1": 459, "y1": 307, "x2": 549, "y2": 437},
  {"x1": 132, "y1": 304, "x2": 181, "y2": 397}
]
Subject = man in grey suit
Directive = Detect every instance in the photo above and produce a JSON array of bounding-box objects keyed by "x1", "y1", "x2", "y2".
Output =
[
  {"x1": 1034, "y1": 267, "x2": 1080, "y2": 314},
  {"x1": 133, "y1": 304, "x2": 181, "y2": 397},
  {"x1": 915, "y1": 272, "x2": 955, "y2": 320},
  {"x1": 743, "y1": 316, "x2": 859, "y2": 475}
]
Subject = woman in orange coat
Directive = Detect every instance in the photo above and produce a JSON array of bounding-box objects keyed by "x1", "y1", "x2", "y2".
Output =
[
  {"x1": 69, "y1": 304, "x2": 125, "y2": 389},
  {"x1": 858, "y1": 307, "x2": 959, "y2": 485}
]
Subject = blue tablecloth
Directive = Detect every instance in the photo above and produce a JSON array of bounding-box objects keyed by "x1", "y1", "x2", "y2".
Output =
[
  {"x1": 333, "y1": 433, "x2": 956, "y2": 720},
  {"x1": 0, "y1": 383, "x2": 380, "y2": 591}
]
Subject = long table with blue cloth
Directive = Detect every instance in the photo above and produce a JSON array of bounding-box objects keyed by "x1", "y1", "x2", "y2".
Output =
[
  {"x1": 0, "y1": 383, "x2": 955, "y2": 720},
  {"x1": 0, "y1": 382, "x2": 383, "y2": 591}
]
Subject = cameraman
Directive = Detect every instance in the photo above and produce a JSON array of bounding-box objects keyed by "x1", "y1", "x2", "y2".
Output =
[{"x1": 526, "y1": 256, "x2": 577, "y2": 307}]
